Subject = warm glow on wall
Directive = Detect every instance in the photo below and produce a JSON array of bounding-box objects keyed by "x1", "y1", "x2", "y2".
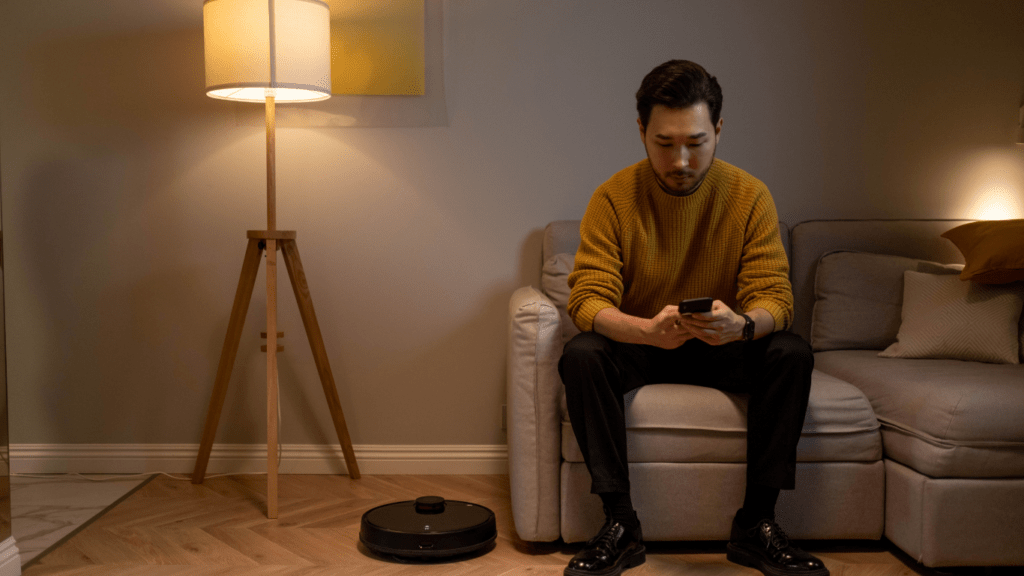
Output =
[
  {"x1": 955, "y1": 150, "x2": 1024, "y2": 220},
  {"x1": 969, "y1": 187, "x2": 1023, "y2": 220}
]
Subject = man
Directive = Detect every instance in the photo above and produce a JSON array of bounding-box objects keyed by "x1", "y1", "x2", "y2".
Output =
[{"x1": 559, "y1": 60, "x2": 829, "y2": 576}]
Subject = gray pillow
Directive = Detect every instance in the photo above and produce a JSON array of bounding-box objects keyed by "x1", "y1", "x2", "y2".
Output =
[
  {"x1": 879, "y1": 271, "x2": 1023, "y2": 364},
  {"x1": 811, "y1": 251, "x2": 962, "y2": 351},
  {"x1": 541, "y1": 253, "x2": 581, "y2": 345}
]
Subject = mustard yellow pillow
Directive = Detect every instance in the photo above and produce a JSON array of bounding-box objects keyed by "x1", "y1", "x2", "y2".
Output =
[{"x1": 941, "y1": 219, "x2": 1024, "y2": 284}]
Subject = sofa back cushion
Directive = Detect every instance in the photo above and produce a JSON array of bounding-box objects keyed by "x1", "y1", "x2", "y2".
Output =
[
  {"x1": 791, "y1": 220, "x2": 971, "y2": 342},
  {"x1": 811, "y1": 251, "x2": 962, "y2": 351}
]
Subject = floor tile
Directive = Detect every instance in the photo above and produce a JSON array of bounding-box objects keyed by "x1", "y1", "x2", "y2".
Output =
[{"x1": 11, "y1": 475, "x2": 151, "y2": 566}]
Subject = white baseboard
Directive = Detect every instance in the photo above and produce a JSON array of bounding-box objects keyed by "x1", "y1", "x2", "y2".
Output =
[
  {"x1": 10, "y1": 444, "x2": 508, "y2": 475},
  {"x1": 0, "y1": 537, "x2": 20, "y2": 576}
]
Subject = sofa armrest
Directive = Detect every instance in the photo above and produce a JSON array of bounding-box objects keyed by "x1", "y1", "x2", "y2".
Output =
[{"x1": 507, "y1": 285, "x2": 565, "y2": 541}]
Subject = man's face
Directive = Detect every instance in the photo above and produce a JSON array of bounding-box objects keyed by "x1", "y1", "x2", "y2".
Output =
[{"x1": 639, "y1": 103, "x2": 723, "y2": 196}]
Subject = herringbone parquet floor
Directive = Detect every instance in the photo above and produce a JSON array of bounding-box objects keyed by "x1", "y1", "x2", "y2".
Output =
[{"x1": 19, "y1": 474, "x2": 998, "y2": 576}]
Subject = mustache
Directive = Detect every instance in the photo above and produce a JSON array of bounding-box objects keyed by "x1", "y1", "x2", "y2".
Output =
[{"x1": 667, "y1": 170, "x2": 696, "y2": 179}]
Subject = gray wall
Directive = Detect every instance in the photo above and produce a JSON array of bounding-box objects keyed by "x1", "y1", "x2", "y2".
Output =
[{"x1": 1, "y1": 0, "x2": 1022, "y2": 450}]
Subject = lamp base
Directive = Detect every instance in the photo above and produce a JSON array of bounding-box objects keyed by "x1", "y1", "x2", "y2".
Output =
[{"x1": 192, "y1": 231, "x2": 360, "y2": 519}]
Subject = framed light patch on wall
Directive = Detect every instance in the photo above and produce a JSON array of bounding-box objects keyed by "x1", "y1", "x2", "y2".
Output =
[
  {"x1": 235, "y1": 0, "x2": 445, "y2": 127},
  {"x1": 329, "y1": 0, "x2": 425, "y2": 96}
]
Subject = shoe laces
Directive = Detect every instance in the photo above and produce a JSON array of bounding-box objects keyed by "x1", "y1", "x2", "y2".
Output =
[
  {"x1": 592, "y1": 522, "x2": 624, "y2": 554},
  {"x1": 758, "y1": 520, "x2": 791, "y2": 552}
]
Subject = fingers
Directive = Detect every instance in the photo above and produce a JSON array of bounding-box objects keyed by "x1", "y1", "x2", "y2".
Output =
[
  {"x1": 677, "y1": 304, "x2": 734, "y2": 346},
  {"x1": 655, "y1": 302, "x2": 735, "y2": 348}
]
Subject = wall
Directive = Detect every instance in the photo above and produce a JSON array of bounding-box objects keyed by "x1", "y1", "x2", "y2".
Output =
[{"x1": 0, "y1": 1, "x2": 1022, "y2": 467}]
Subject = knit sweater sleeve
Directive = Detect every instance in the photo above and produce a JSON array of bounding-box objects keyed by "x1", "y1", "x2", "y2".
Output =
[
  {"x1": 737, "y1": 186, "x2": 794, "y2": 330},
  {"x1": 566, "y1": 187, "x2": 625, "y2": 332}
]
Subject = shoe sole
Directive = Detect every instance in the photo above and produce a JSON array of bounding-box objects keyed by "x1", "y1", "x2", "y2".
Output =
[
  {"x1": 726, "y1": 543, "x2": 830, "y2": 576},
  {"x1": 563, "y1": 545, "x2": 646, "y2": 576}
]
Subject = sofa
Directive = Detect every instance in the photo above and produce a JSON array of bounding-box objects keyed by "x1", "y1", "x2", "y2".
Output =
[{"x1": 507, "y1": 218, "x2": 1024, "y2": 568}]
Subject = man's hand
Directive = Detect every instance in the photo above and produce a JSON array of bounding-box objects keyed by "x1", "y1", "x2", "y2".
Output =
[
  {"x1": 593, "y1": 303, "x2": 772, "y2": 348},
  {"x1": 677, "y1": 300, "x2": 745, "y2": 346},
  {"x1": 639, "y1": 305, "x2": 698, "y2": 349}
]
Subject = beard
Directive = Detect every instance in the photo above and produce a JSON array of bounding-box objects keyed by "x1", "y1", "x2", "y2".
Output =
[{"x1": 651, "y1": 150, "x2": 717, "y2": 197}]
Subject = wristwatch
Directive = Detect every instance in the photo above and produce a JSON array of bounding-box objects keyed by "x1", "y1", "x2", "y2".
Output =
[{"x1": 739, "y1": 313, "x2": 755, "y2": 341}]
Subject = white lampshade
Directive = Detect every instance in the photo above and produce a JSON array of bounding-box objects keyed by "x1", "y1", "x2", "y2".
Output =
[{"x1": 204, "y1": 0, "x2": 331, "y2": 103}]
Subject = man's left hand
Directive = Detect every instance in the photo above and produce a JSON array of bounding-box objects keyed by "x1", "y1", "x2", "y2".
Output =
[{"x1": 676, "y1": 300, "x2": 745, "y2": 346}]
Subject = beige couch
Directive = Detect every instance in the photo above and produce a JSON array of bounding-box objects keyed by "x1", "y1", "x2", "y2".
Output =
[{"x1": 507, "y1": 219, "x2": 1024, "y2": 568}]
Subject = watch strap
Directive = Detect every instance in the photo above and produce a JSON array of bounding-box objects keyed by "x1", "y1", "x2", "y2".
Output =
[{"x1": 740, "y1": 313, "x2": 755, "y2": 341}]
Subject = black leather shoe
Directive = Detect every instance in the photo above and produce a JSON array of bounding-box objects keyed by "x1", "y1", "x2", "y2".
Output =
[
  {"x1": 564, "y1": 517, "x2": 645, "y2": 576},
  {"x1": 726, "y1": 517, "x2": 829, "y2": 576}
]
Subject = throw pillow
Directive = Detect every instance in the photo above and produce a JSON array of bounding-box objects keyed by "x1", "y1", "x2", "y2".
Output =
[
  {"x1": 879, "y1": 271, "x2": 1023, "y2": 364},
  {"x1": 941, "y1": 219, "x2": 1024, "y2": 284},
  {"x1": 811, "y1": 251, "x2": 962, "y2": 351},
  {"x1": 540, "y1": 253, "x2": 581, "y2": 344}
]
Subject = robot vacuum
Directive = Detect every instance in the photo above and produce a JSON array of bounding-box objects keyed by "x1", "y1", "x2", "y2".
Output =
[{"x1": 360, "y1": 496, "x2": 497, "y2": 560}]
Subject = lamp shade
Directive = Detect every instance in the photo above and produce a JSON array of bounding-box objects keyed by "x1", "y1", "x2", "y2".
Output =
[{"x1": 204, "y1": 0, "x2": 331, "y2": 103}]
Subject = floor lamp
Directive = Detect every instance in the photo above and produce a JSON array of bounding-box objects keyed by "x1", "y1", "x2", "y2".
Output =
[{"x1": 193, "y1": 0, "x2": 360, "y2": 519}]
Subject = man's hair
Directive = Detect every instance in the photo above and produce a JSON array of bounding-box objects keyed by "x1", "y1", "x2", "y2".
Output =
[{"x1": 636, "y1": 60, "x2": 723, "y2": 130}]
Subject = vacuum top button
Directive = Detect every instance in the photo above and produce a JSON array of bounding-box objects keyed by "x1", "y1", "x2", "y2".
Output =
[{"x1": 415, "y1": 496, "x2": 446, "y2": 514}]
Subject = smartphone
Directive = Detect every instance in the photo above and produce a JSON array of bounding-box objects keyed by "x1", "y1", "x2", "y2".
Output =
[{"x1": 678, "y1": 297, "x2": 714, "y2": 315}]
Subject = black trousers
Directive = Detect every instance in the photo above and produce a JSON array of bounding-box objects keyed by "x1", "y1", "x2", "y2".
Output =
[{"x1": 558, "y1": 330, "x2": 814, "y2": 495}]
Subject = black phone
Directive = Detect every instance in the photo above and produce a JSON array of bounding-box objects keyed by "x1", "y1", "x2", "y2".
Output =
[{"x1": 678, "y1": 297, "x2": 714, "y2": 315}]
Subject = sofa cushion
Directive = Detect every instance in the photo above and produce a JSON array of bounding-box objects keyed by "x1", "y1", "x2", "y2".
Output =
[
  {"x1": 879, "y1": 272, "x2": 1023, "y2": 364},
  {"x1": 811, "y1": 251, "x2": 961, "y2": 351},
  {"x1": 561, "y1": 369, "x2": 881, "y2": 464},
  {"x1": 815, "y1": 350, "x2": 1024, "y2": 478}
]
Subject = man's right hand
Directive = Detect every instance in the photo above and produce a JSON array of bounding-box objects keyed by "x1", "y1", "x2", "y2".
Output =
[
  {"x1": 594, "y1": 305, "x2": 694, "y2": 349},
  {"x1": 641, "y1": 305, "x2": 696, "y2": 349}
]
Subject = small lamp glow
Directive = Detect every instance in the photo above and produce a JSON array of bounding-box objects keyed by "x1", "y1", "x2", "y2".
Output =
[{"x1": 971, "y1": 189, "x2": 1020, "y2": 221}]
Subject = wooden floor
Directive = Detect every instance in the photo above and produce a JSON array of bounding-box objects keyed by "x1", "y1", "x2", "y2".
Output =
[{"x1": 20, "y1": 474, "x2": 998, "y2": 576}]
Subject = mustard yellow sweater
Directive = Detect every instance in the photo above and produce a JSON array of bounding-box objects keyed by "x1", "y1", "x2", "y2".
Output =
[{"x1": 567, "y1": 157, "x2": 793, "y2": 333}]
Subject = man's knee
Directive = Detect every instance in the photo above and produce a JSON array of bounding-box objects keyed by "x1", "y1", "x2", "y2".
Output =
[
  {"x1": 563, "y1": 331, "x2": 613, "y2": 357},
  {"x1": 765, "y1": 331, "x2": 814, "y2": 373},
  {"x1": 559, "y1": 331, "x2": 614, "y2": 384}
]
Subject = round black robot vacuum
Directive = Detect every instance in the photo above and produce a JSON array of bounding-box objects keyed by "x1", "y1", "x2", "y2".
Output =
[{"x1": 360, "y1": 496, "x2": 497, "y2": 560}]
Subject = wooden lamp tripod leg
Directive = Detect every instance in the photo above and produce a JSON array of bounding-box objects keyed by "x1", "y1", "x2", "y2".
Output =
[
  {"x1": 193, "y1": 238, "x2": 266, "y2": 484},
  {"x1": 265, "y1": 237, "x2": 279, "y2": 518},
  {"x1": 280, "y1": 239, "x2": 361, "y2": 479}
]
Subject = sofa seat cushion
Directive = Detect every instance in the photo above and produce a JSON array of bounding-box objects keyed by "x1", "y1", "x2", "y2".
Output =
[
  {"x1": 815, "y1": 350, "x2": 1024, "y2": 478},
  {"x1": 561, "y1": 369, "x2": 881, "y2": 464}
]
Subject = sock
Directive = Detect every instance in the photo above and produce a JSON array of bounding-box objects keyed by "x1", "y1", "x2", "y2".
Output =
[
  {"x1": 740, "y1": 483, "x2": 779, "y2": 527},
  {"x1": 599, "y1": 492, "x2": 638, "y2": 530}
]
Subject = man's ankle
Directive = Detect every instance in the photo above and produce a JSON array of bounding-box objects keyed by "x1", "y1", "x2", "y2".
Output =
[
  {"x1": 735, "y1": 507, "x2": 774, "y2": 531},
  {"x1": 599, "y1": 492, "x2": 639, "y2": 531}
]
